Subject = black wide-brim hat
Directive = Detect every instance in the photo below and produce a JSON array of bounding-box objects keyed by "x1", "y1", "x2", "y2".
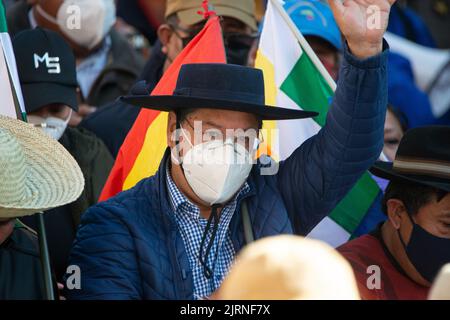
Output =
[
  {"x1": 370, "y1": 126, "x2": 450, "y2": 193},
  {"x1": 121, "y1": 63, "x2": 319, "y2": 120}
]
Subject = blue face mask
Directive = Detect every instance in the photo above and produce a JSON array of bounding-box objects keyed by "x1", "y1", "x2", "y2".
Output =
[{"x1": 398, "y1": 214, "x2": 450, "y2": 283}]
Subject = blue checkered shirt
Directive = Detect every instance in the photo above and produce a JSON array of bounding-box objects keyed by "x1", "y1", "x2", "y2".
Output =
[{"x1": 166, "y1": 163, "x2": 250, "y2": 299}]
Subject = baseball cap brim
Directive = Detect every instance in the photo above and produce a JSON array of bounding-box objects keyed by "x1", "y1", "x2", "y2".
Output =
[
  {"x1": 177, "y1": 7, "x2": 257, "y2": 31},
  {"x1": 21, "y1": 82, "x2": 78, "y2": 113},
  {"x1": 301, "y1": 28, "x2": 342, "y2": 51}
]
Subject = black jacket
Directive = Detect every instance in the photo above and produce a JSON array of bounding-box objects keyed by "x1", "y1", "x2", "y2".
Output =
[
  {"x1": 0, "y1": 221, "x2": 45, "y2": 300},
  {"x1": 6, "y1": 0, "x2": 145, "y2": 107},
  {"x1": 80, "y1": 41, "x2": 166, "y2": 158}
]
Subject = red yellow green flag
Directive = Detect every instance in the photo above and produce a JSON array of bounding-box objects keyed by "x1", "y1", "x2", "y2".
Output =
[{"x1": 100, "y1": 16, "x2": 226, "y2": 201}]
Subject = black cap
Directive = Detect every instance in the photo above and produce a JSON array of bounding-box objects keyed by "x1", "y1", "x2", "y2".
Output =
[{"x1": 13, "y1": 27, "x2": 78, "y2": 113}]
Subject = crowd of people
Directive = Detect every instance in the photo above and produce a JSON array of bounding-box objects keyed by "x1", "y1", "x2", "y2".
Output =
[{"x1": 0, "y1": 0, "x2": 449, "y2": 300}]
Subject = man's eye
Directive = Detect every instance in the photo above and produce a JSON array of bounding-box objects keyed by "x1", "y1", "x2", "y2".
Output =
[
  {"x1": 206, "y1": 131, "x2": 221, "y2": 140},
  {"x1": 385, "y1": 139, "x2": 400, "y2": 145}
]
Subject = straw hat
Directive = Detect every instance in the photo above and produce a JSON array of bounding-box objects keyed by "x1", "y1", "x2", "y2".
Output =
[
  {"x1": 217, "y1": 235, "x2": 360, "y2": 300},
  {"x1": 0, "y1": 115, "x2": 84, "y2": 218}
]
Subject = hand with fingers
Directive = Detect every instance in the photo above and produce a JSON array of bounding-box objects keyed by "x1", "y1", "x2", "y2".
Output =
[{"x1": 328, "y1": 0, "x2": 397, "y2": 59}]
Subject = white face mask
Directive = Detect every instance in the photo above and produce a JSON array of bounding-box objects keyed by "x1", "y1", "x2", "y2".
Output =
[
  {"x1": 35, "y1": 0, "x2": 116, "y2": 50},
  {"x1": 27, "y1": 110, "x2": 72, "y2": 141},
  {"x1": 175, "y1": 127, "x2": 254, "y2": 206}
]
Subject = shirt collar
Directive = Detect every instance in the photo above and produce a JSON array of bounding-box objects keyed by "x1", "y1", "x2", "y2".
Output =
[{"x1": 76, "y1": 37, "x2": 112, "y2": 99}]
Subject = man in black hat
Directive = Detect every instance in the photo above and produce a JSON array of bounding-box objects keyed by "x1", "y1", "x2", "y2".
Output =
[
  {"x1": 339, "y1": 126, "x2": 450, "y2": 300},
  {"x1": 68, "y1": 0, "x2": 395, "y2": 300},
  {"x1": 13, "y1": 28, "x2": 114, "y2": 282}
]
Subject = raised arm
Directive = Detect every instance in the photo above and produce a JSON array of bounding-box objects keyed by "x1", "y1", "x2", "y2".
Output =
[{"x1": 278, "y1": 0, "x2": 395, "y2": 234}]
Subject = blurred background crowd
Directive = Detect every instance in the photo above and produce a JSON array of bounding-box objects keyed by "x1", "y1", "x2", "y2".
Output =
[{"x1": 1, "y1": 0, "x2": 449, "y2": 300}]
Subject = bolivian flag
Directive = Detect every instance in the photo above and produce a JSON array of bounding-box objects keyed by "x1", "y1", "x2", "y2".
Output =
[
  {"x1": 100, "y1": 16, "x2": 226, "y2": 201},
  {"x1": 256, "y1": 0, "x2": 381, "y2": 247}
]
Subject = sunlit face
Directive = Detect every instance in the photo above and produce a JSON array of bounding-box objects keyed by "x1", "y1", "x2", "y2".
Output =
[{"x1": 383, "y1": 109, "x2": 404, "y2": 161}]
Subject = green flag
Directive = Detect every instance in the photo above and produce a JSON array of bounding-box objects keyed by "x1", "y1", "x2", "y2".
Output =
[
  {"x1": 0, "y1": 1, "x2": 26, "y2": 119},
  {"x1": 256, "y1": 0, "x2": 381, "y2": 247}
]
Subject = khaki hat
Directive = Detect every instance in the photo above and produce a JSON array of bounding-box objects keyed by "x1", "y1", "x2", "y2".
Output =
[
  {"x1": 217, "y1": 235, "x2": 360, "y2": 300},
  {"x1": 429, "y1": 264, "x2": 450, "y2": 300},
  {"x1": 0, "y1": 115, "x2": 84, "y2": 218},
  {"x1": 165, "y1": 0, "x2": 257, "y2": 31}
]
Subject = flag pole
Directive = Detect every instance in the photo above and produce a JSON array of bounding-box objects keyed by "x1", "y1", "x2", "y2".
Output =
[
  {"x1": 36, "y1": 212, "x2": 55, "y2": 300},
  {"x1": 19, "y1": 119, "x2": 55, "y2": 300},
  {"x1": 1, "y1": 1, "x2": 55, "y2": 298},
  {"x1": 269, "y1": 0, "x2": 337, "y2": 92}
]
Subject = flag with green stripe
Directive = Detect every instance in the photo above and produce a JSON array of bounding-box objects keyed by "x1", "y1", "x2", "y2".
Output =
[
  {"x1": 0, "y1": 1, "x2": 26, "y2": 119},
  {"x1": 256, "y1": 0, "x2": 381, "y2": 247}
]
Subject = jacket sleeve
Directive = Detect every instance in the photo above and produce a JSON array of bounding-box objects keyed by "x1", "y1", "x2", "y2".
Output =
[
  {"x1": 66, "y1": 203, "x2": 142, "y2": 300},
  {"x1": 277, "y1": 41, "x2": 389, "y2": 235}
]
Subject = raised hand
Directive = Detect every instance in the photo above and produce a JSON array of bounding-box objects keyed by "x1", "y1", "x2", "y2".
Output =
[{"x1": 328, "y1": 0, "x2": 396, "y2": 58}]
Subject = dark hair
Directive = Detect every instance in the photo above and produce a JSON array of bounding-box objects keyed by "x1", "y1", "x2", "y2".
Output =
[
  {"x1": 175, "y1": 108, "x2": 196, "y2": 125},
  {"x1": 382, "y1": 180, "x2": 448, "y2": 216},
  {"x1": 387, "y1": 104, "x2": 409, "y2": 133}
]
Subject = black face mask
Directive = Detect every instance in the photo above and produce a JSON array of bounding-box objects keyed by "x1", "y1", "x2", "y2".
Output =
[
  {"x1": 398, "y1": 214, "x2": 450, "y2": 283},
  {"x1": 179, "y1": 37, "x2": 251, "y2": 66},
  {"x1": 224, "y1": 33, "x2": 255, "y2": 66},
  {"x1": 225, "y1": 44, "x2": 251, "y2": 66},
  {"x1": 174, "y1": 27, "x2": 255, "y2": 66}
]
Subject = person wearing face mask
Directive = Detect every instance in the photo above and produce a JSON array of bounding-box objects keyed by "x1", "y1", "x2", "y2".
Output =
[
  {"x1": 66, "y1": 0, "x2": 394, "y2": 300},
  {"x1": 6, "y1": 0, "x2": 144, "y2": 124},
  {"x1": 338, "y1": 126, "x2": 450, "y2": 300},
  {"x1": 12, "y1": 28, "x2": 114, "y2": 282},
  {"x1": 79, "y1": 0, "x2": 259, "y2": 159}
]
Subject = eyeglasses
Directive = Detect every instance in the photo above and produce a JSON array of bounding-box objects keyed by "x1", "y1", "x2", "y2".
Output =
[
  {"x1": 168, "y1": 23, "x2": 258, "y2": 49},
  {"x1": 182, "y1": 118, "x2": 263, "y2": 153}
]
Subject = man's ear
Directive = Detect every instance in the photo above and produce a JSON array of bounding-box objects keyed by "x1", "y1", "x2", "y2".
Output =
[
  {"x1": 386, "y1": 199, "x2": 407, "y2": 230},
  {"x1": 167, "y1": 111, "x2": 178, "y2": 148},
  {"x1": 158, "y1": 24, "x2": 173, "y2": 56}
]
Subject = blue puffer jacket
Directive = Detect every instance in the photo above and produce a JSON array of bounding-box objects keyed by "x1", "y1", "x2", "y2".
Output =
[{"x1": 67, "y1": 44, "x2": 388, "y2": 300}]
